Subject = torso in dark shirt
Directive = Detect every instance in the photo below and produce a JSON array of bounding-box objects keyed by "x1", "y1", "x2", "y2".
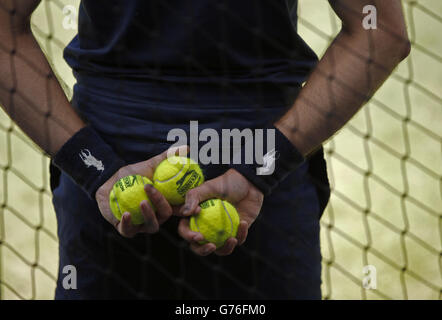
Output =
[{"x1": 64, "y1": 0, "x2": 318, "y2": 85}]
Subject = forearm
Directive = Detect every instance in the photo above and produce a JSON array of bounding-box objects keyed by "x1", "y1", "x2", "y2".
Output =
[
  {"x1": 276, "y1": 3, "x2": 410, "y2": 156},
  {"x1": 0, "y1": 24, "x2": 85, "y2": 156}
]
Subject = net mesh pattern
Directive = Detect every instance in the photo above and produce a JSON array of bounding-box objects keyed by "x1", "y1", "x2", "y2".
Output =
[{"x1": 0, "y1": 0, "x2": 440, "y2": 299}]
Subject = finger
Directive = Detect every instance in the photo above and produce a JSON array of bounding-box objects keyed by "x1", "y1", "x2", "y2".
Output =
[
  {"x1": 116, "y1": 212, "x2": 138, "y2": 238},
  {"x1": 236, "y1": 220, "x2": 249, "y2": 246},
  {"x1": 135, "y1": 145, "x2": 190, "y2": 178},
  {"x1": 178, "y1": 218, "x2": 204, "y2": 242},
  {"x1": 152, "y1": 145, "x2": 190, "y2": 168},
  {"x1": 139, "y1": 200, "x2": 160, "y2": 233},
  {"x1": 189, "y1": 242, "x2": 216, "y2": 256},
  {"x1": 214, "y1": 238, "x2": 238, "y2": 256},
  {"x1": 176, "y1": 206, "x2": 202, "y2": 217},
  {"x1": 180, "y1": 179, "x2": 222, "y2": 216},
  {"x1": 102, "y1": 210, "x2": 122, "y2": 232},
  {"x1": 96, "y1": 192, "x2": 121, "y2": 227},
  {"x1": 214, "y1": 220, "x2": 248, "y2": 255},
  {"x1": 165, "y1": 144, "x2": 190, "y2": 159},
  {"x1": 171, "y1": 205, "x2": 184, "y2": 217},
  {"x1": 106, "y1": 213, "x2": 121, "y2": 229},
  {"x1": 144, "y1": 184, "x2": 172, "y2": 224}
]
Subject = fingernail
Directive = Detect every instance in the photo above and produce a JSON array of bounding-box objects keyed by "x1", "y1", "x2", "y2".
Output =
[
  {"x1": 193, "y1": 234, "x2": 203, "y2": 242},
  {"x1": 182, "y1": 205, "x2": 190, "y2": 215}
]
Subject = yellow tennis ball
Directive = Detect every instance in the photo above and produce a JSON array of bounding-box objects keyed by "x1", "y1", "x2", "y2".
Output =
[
  {"x1": 109, "y1": 174, "x2": 154, "y2": 225},
  {"x1": 189, "y1": 199, "x2": 240, "y2": 248},
  {"x1": 153, "y1": 156, "x2": 204, "y2": 205}
]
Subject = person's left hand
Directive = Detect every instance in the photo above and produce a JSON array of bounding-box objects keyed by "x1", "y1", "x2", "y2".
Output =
[{"x1": 177, "y1": 168, "x2": 264, "y2": 256}]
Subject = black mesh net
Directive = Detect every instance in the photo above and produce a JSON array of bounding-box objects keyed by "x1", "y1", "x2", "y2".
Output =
[{"x1": 0, "y1": 0, "x2": 441, "y2": 300}]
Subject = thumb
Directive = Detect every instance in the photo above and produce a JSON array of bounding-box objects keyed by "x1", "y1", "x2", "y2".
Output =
[{"x1": 180, "y1": 177, "x2": 227, "y2": 216}]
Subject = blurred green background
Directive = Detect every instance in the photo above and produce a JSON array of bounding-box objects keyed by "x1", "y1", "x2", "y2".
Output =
[{"x1": 0, "y1": 0, "x2": 441, "y2": 299}]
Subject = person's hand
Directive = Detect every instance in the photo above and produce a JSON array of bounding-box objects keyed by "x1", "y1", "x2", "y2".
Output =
[
  {"x1": 95, "y1": 146, "x2": 186, "y2": 238},
  {"x1": 177, "y1": 168, "x2": 264, "y2": 256}
]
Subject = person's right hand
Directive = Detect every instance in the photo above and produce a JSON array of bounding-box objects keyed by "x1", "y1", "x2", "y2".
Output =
[{"x1": 95, "y1": 146, "x2": 187, "y2": 238}]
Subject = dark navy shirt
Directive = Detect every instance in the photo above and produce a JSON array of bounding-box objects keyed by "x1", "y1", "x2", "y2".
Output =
[{"x1": 64, "y1": 0, "x2": 318, "y2": 85}]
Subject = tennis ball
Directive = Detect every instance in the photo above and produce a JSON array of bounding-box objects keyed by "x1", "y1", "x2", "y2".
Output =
[
  {"x1": 153, "y1": 156, "x2": 204, "y2": 205},
  {"x1": 189, "y1": 199, "x2": 240, "y2": 248},
  {"x1": 109, "y1": 174, "x2": 154, "y2": 225}
]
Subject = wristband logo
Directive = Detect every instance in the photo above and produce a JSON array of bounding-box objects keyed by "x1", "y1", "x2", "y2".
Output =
[
  {"x1": 167, "y1": 121, "x2": 276, "y2": 175},
  {"x1": 79, "y1": 149, "x2": 104, "y2": 172}
]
